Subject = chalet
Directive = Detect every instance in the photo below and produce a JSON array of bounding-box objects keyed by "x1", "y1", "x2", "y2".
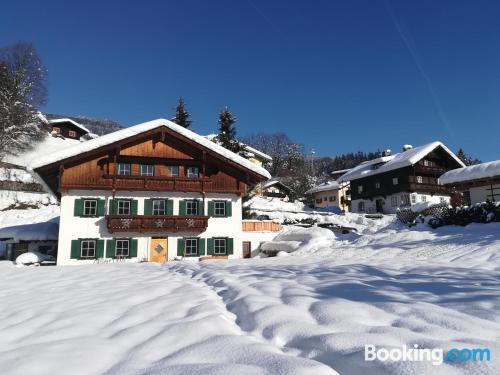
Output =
[
  {"x1": 261, "y1": 178, "x2": 296, "y2": 202},
  {"x1": 305, "y1": 180, "x2": 350, "y2": 212},
  {"x1": 31, "y1": 119, "x2": 270, "y2": 265},
  {"x1": 48, "y1": 118, "x2": 90, "y2": 140},
  {"x1": 439, "y1": 160, "x2": 500, "y2": 205},
  {"x1": 339, "y1": 142, "x2": 465, "y2": 214}
]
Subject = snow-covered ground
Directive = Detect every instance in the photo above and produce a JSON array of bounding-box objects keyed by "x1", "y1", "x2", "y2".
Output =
[{"x1": 0, "y1": 216, "x2": 498, "y2": 374}]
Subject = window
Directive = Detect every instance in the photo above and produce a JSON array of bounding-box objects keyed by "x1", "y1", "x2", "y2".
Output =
[
  {"x1": 411, "y1": 194, "x2": 417, "y2": 204},
  {"x1": 214, "y1": 238, "x2": 227, "y2": 255},
  {"x1": 186, "y1": 166, "x2": 199, "y2": 178},
  {"x1": 391, "y1": 196, "x2": 398, "y2": 207},
  {"x1": 116, "y1": 239, "x2": 129, "y2": 257},
  {"x1": 83, "y1": 199, "x2": 97, "y2": 216},
  {"x1": 401, "y1": 194, "x2": 410, "y2": 206},
  {"x1": 167, "y1": 165, "x2": 179, "y2": 177},
  {"x1": 117, "y1": 163, "x2": 131, "y2": 176},
  {"x1": 421, "y1": 195, "x2": 427, "y2": 202},
  {"x1": 423, "y1": 160, "x2": 429, "y2": 166},
  {"x1": 392, "y1": 177, "x2": 399, "y2": 185},
  {"x1": 53, "y1": 127, "x2": 61, "y2": 134},
  {"x1": 117, "y1": 200, "x2": 131, "y2": 215},
  {"x1": 323, "y1": 196, "x2": 327, "y2": 202},
  {"x1": 68, "y1": 130, "x2": 77, "y2": 138},
  {"x1": 358, "y1": 201, "x2": 365, "y2": 212},
  {"x1": 152, "y1": 200, "x2": 165, "y2": 215},
  {"x1": 186, "y1": 200, "x2": 198, "y2": 215},
  {"x1": 316, "y1": 198, "x2": 322, "y2": 204},
  {"x1": 214, "y1": 201, "x2": 226, "y2": 217},
  {"x1": 80, "y1": 240, "x2": 96, "y2": 258},
  {"x1": 329, "y1": 196, "x2": 335, "y2": 202},
  {"x1": 140, "y1": 164, "x2": 154, "y2": 176},
  {"x1": 185, "y1": 238, "x2": 198, "y2": 256},
  {"x1": 440, "y1": 197, "x2": 446, "y2": 203},
  {"x1": 358, "y1": 185, "x2": 363, "y2": 193},
  {"x1": 375, "y1": 182, "x2": 381, "y2": 189},
  {"x1": 416, "y1": 176, "x2": 423, "y2": 183}
]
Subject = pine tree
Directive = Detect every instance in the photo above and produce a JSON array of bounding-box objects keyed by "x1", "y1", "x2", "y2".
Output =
[
  {"x1": 172, "y1": 97, "x2": 191, "y2": 128},
  {"x1": 456, "y1": 148, "x2": 481, "y2": 166},
  {"x1": 216, "y1": 107, "x2": 241, "y2": 153}
]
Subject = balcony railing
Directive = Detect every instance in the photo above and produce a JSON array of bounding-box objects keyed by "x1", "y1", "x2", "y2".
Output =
[{"x1": 106, "y1": 215, "x2": 209, "y2": 233}]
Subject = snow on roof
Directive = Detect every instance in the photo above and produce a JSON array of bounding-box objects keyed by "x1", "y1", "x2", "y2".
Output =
[
  {"x1": 0, "y1": 220, "x2": 59, "y2": 242},
  {"x1": 242, "y1": 144, "x2": 272, "y2": 161},
  {"x1": 49, "y1": 118, "x2": 90, "y2": 134},
  {"x1": 330, "y1": 168, "x2": 351, "y2": 175},
  {"x1": 31, "y1": 119, "x2": 271, "y2": 179},
  {"x1": 439, "y1": 160, "x2": 500, "y2": 185},
  {"x1": 338, "y1": 141, "x2": 464, "y2": 182},
  {"x1": 263, "y1": 178, "x2": 293, "y2": 191},
  {"x1": 305, "y1": 180, "x2": 340, "y2": 194}
]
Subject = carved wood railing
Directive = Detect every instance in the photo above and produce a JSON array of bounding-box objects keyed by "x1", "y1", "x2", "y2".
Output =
[{"x1": 106, "y1": 215, "x2": 209, "y2": 233}]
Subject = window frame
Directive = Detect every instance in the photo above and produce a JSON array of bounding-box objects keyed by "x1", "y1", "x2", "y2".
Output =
[
  {"x1": 116, "y1": 239, "x2": 130, "y2": 257},
  {"x1": 152, "y1": 199, "x2": 166, "y2": 216},
  {"x1": 83, "y1": 199, "x2": 98, "y2": 217},
  {"x1": 167, "y1": 165, "x2": 179, "y2": 177},
  {"x1": 358, "y1": 185, "x2": 363, "y2": 194},
  {"x1": 117, "y1": 163, "x2": 131, "y2": 176},
  {"x1": 401, "y1": 194, "x2": 410, "y2": 206},
  {"x1": 186, "y1": 200, "x2": 198, "y2": 215},
  {"x1": 391, "y1": 196, "x2": 398, "y2": 207},
  {"x1": 416, "y1": 175, "x2": 423, "y2": 184},
  {"x1": 214, "y1": 238, "x2": 227, "y2": 255},
  {"x1": 186, "y1": 166, "x2": 200, "y2": 178},
  {"x1": 421, "y1": 195, "x2": 427, "y2": 202},
  {"x1": 80, "y1": 240, "x2": 96, "y2": 258},
  {"x1": 140, "y1": 164, "x2": 155, "y2": 177},
  {"x1": 214, "y1": 201, "x2": 226, "y2": 217},
  {"x1": 375, "y1": 182, "x2": 381, "y2": 189},
  {"x1": 185, "y1": 238, "x2": 198, "y2": 256},
  {"x1": 411, "y1": 194, "x2": 417, "y2": 204},
  {"x1": 53, "y1": 127, "x2": 61, "y2": 134},
  {"x1": 392, "y1": 177, "x2": 399, "y2": 185},
  {"x1": 117, "y1": 200, "x2": 131, "y2": 215},
  {"x1": 358, "y1": 201, "x2": 365, "y2": 212},
  {"x1": 68, "y1": 130, "x2": 77, "y2": 138}
]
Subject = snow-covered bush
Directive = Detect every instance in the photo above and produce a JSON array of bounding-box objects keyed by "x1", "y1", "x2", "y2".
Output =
[{"x1": 15, "y1": 251, "x2": 54, "y2": 266}]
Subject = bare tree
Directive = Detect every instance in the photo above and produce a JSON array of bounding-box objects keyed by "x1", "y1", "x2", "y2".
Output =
[{"x1": 0, "y1": 42, "x2": 47, "y2": 159}]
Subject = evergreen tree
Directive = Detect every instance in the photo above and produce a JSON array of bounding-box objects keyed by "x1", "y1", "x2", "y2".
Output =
[
  {"x1": 456, "y1": 148, "x2": 481, "y2": 166},
  {"x1": 216, "y1": 107, "x2": 241, "y2": 153},
  {"x1": 172, "y1": 97, "x2": 191, "y2": 128}
]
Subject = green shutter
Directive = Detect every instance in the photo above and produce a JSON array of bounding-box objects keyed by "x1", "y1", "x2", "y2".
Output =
[
  {"x1": 198, "y1": 200, "x2": 204, "y2": 215},
  {"x1": 208, "y1": 201, "x2": 215, "y2": 216},
  {"x1": 198, "y1": 238, "x2": 206, "y2": 256},
  {"x1": 166, "y1": 199, "x2": 174, "y2": 215},
  {"x1": 177, "y1": 238, "x2": 185, "y2": 256},
  {"x1": 144, "y1": 199, "x2": 153, "y2": 215},
  {"x1": 109, "y1": 199, "x2": 117, "y2": 214},
  {"x1": 130, "y1": 239, "x2": 138, "y2": 257},
  {"x1": 227, "y1": 237, "x2": 233, "y2": 255},
  {"x1": 131, "y1": 200, "x2": 138, "y2": 215},
  {"x1": 96, "y1": 240, "x2": 105, "y2": 258},
  {"x1": 207, "y1": 238, "x2": 214, "y2": 255},
  {"x1": 225, "y1": 201, "x2": 232, "y2": 217},
  {"x1": 71, "y1": 240, "x2": 81, "y2": 259},
  {"x1": 179, "y1": 200, "x2": 187, "y2": 215},
  {"x1": 97, "y1": 200, "x2": 106, "y2": 216},
  {"x1": 106, "y1": 239, "x2": 116, "y2": 258},
  {"x1": 74, "y1": 199, "x2": 84, "y2": 217}
]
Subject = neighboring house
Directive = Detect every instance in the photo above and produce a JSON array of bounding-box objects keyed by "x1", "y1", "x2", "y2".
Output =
[
  {"x1": 31, "y1": 119, "x2": 270, "y2": 265},
  {"x1": 439, "y1": 160, "x2": 500, "y2": 205},
  {"x1": 330, "y1": 168, "x2": 351, "y2": 180},
  {"x1": 305, "y1": 180, "x2": 350, "y2": 211},
  {"x1": 48, "y1": 118, "x2": 91, "y2": 140},
  {"x1": 261, "y1": 178, "x2": 296, "y2": 202},
  {"x1": 240, "y1": 144, "x2": 273, "y2": 168},
  {"x1": 339, "y1": 142, "x2": 465, "y2": 214}
]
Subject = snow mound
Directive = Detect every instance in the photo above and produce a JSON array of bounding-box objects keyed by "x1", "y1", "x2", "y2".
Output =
[
  {"x1": 15, "y1": 251, "x2": 54, "y2": 265},
  {"x1": 261, "y1": 227, "x2": 335, "y2": 254}
]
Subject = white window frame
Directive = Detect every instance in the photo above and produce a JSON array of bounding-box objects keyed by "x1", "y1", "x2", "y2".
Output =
[
  {"x1": 80, "y1": 240, "x2": 96, "y2": 258},
  {"x1": 358, "y1": 185, "x2": 363, "y2": 193},
  {"x1": 375, "y1": 182, "x2": 381, "y2": 189},
  {"x1": 185, "y1": 238, "x2": 198, "y2": 256},
  {"x1": 411, "y1": 194, "x2": 417, "y2": 204},
  {"x1": 391, "y1": 196, "x2": 398, "y2": 207},
  {"x1": 186, "y1": 166, "x2": 199, "y2": 178},
  {"x1": 83, "y1": 199, "x2": 98, "y2": 216},
  {"x1": 117, "y1": 200, "x2": 131, "y2": 215},
  {"x1": 140, "y1": 164, "x2": 154, "y2": 176},
  {"x1": 440, "y1": 197, "x2": 446, "y2": 203},
  {"x1": 416, "y1": 175, "x2": 423, "y2": 184},
  {"x1": 214, "y1": 238, "x2": 227, "y2": 255},
  {"x1": 401, "y1": 194, "x2": 410, "y2": 206},
  {"x1": 68, "y1": 130, "x2": 77, "y2": 138},
  {"x1": 392, "y1": 177, "x2": 399, "y2": 185},
  {"x1": 358, "y1": 201, "x2": 365, "y2": 212},
  {"x1": 53, "y1": 127, "x2": 61, "y2": 134},
  {"x1": 117, "y1": 163, "x2": 131, "y2": 176},
  {"x1": 423, "y1": 160, "x2": 429, "y2": 166},
  {"x1": 167, "y1": 165, "x2": 179, "y2": 177},
  {"x1": 186, "y1": 200, "x2": 198, "y2": 215},
  {"x1": 421, "y1": 195, "x2": 427, "y2": 202},
  {"x1": 116, "y1": 239, "x2": 130, "y2": 257},
  {"x1": 214, "y1": 201, "x2": 226, "y2": 217},
  {"x1": 153, "y1": 199, "x2": 165, "y2": 215}
]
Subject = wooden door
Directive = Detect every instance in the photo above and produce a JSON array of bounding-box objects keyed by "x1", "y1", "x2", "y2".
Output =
[
  {"x1": 150, "y1": 238, "x2": 168, "y2": 263},
  {"x1": 242, "y1": 241, "x2": 251, "y2": 258}
]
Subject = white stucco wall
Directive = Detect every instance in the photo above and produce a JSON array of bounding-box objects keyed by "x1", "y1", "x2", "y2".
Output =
[
  {"x1": 469, "y1": 184, "x2": 500, "y2": 204},
  {"x1": 311, "y1": 184, "x2": 350, "y2": 211},
  {"x1": 57, "y1": 189, "x2": 243, "y2": 265},
  {"x1": 351, "y1": 192, "x2": 450, "y2": 214}
]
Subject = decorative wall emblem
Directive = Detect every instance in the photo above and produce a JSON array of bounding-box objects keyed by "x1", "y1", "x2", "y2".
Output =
[
  {"x1": 120, "y1": 218, "x2": 133, "y2": 229},
  {"x1": 154, "y1": 244, "x2": 164, "y2": 254},
  {"x1": 155, "y1": 219, "x2": 165, "y2": 228},
  {"x1": 186, "y1": 218, "x2": 196, "y2": 228}
]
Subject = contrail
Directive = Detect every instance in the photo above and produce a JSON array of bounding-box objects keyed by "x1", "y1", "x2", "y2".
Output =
[{"x1": 384, "y1": 0, "x2": 456, "y2": 143}]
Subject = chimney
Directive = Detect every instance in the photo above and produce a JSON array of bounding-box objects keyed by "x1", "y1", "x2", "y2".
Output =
[
  {"x1": 402, "y1": 144, "x2": 413, "y2": 151},
  {"x1": 382, "y1": 149, "x2": 391, "y2": 157}
]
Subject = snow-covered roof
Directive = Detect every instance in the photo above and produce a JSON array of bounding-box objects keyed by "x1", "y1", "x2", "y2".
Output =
[
  {"x1": 49, "y1": 118, "x2": 90, "y2": 134},
  {"x1": 263, "y1": 178, "x2": 293, "y2": 192},
  {"x1": 0, "y1": 221, "x2": 59, "y2": 242},
  {"x1": 439, "y1": 160, "x2": 500, "y2": 185},
  {"x1": 330, "y1": 168, "x2": 351, "y2": 175},
  {"x1": 31, "y1": 119, "x2": 271, "y2": 179},
  {"x1": 338, "y1": 141, "x2": 464, "y2": 182},
  {"x1": 305, "y1": 180, "x2": 340, "y2": 195},
  {"x1": 242, "y1": 144, "x2": 272, "y2": 161}
]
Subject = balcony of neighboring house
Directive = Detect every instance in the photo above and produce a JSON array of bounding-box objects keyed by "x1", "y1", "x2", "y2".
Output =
[
  {"x1": 106, "y1": 215, "x2": 209, "y2": 233},
  {"x1": 413, "y1": 164, "x2": 448, "y2": 175},
  {"x1": 408, "y1": 175, "x2": 450, "y2": 194}
]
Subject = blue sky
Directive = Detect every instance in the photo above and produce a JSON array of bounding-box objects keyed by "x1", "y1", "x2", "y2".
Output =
[{"x1": 1, "y1": 0, "x2": 499, "y2": 160}]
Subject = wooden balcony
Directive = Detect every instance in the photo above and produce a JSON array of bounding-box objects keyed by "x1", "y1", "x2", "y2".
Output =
[
  {"x1": 408, "y1": 183, "x2": 450, "y2": 194},
  {"x1": 106, "y1": 215, "x2": 209, "y2": 234}
]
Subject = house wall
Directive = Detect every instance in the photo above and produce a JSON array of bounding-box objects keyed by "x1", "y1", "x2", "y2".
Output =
[
  {"x1": 241, "y1": 231, "x2": 280, "y2": 257},
  {"x1": 469, "y1": 184, "x2": 500, "y2": 204},
  {"x1": 311, "y1": 184, "x2": 350, "y2": 211},
  {"x1": 57, "y1": 189, "x2": 243, "y2": 265},
  {"x1": 352, "y1": 192, "x2": 450, "y2": 214}
]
